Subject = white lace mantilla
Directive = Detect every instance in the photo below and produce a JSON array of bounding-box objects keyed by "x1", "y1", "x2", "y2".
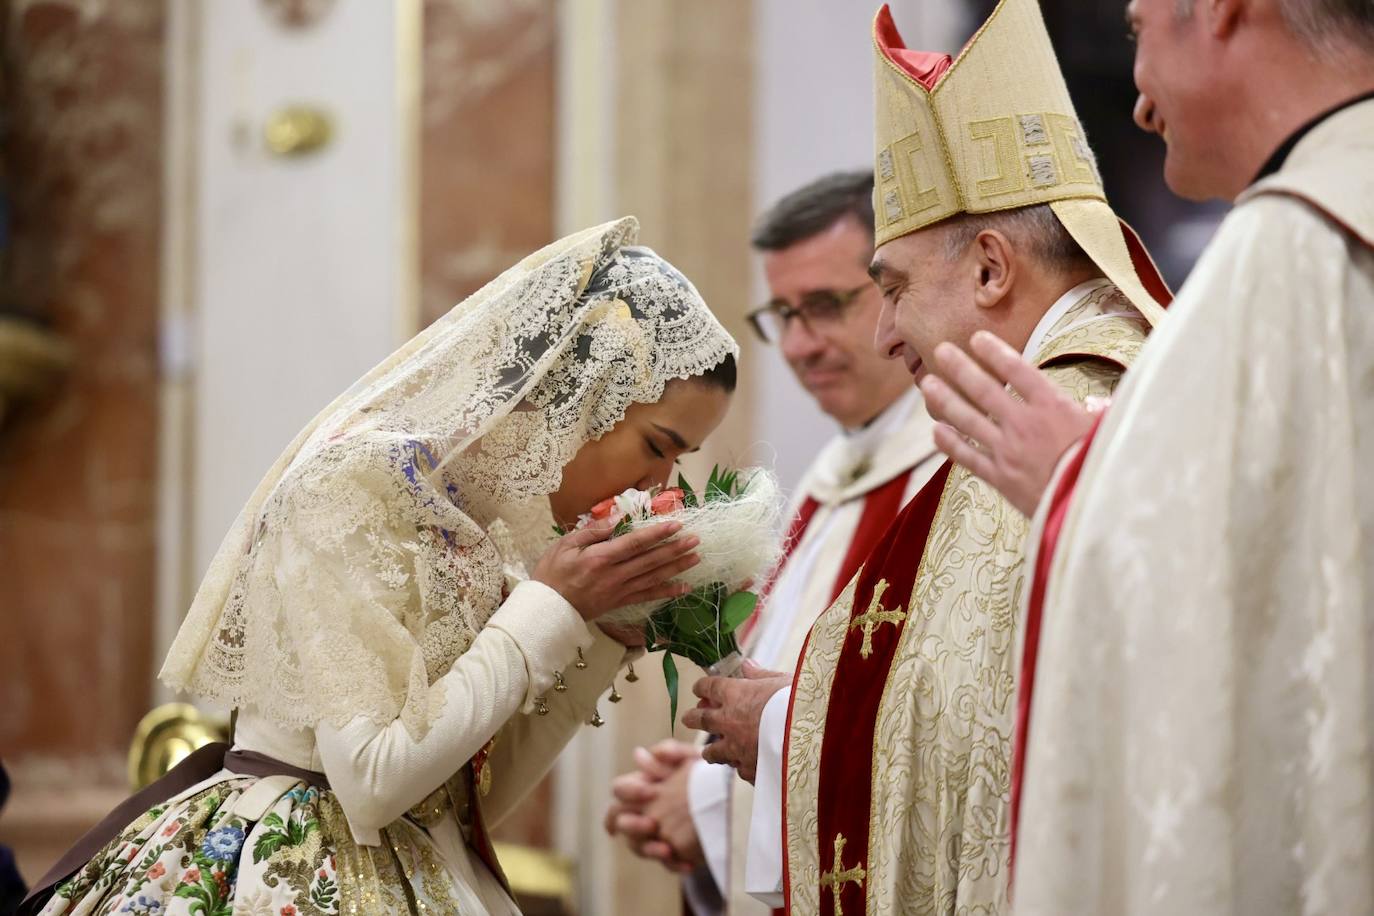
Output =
[{"x1": 161, "y1": 217, "x2": 738, "y2": 738}]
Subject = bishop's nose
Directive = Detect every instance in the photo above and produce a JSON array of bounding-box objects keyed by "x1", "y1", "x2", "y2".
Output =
[{"x1": 1133, "y1": 92, "x2": 1160, "y2": 135}]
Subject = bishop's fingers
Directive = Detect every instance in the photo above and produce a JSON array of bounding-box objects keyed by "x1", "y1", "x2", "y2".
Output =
[
  {"x1": 932, "y1": 341, "x2": 1020, "y2": 423},
  {"x1": 970, "y1": 330, "x2": 1058, "y2": 406}
]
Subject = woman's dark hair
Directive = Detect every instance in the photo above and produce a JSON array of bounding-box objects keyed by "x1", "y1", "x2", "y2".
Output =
[{"x1": 696, "y1": 352, "x2": 737, "y2": 393}]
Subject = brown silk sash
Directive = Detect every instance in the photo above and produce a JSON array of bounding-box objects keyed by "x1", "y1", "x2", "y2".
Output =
[{"x1": 810, "y1": 461, "x2": 953, "y2": 916}]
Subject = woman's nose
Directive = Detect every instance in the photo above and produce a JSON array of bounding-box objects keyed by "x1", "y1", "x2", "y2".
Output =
[{"x1": 641, "y1": 461, "x2": 673, "y2": 491}]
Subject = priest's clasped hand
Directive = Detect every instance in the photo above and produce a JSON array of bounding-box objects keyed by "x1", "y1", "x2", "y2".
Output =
[
  {"x1": 917, "y1": 331, "x2": 1102, "y2": 516},
  {"x1": 682, "y1": 660, "x2": 791, "y2": 784},
  {"x1": 603, "y1": 740, "x2": 703, "y2": 873}
]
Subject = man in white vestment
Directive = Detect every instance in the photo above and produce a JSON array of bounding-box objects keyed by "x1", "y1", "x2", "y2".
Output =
[
  {"x1": 603, "y1": 172, "x2": 940, "y2": 915},
  {"x1": 916, "y1": 1, "x2": 1374, "y2": 912}
]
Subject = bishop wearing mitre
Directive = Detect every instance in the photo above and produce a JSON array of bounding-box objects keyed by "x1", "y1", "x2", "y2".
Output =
[{"x1": 685, "y1": 2, "x2": 1171, "y2": 913}]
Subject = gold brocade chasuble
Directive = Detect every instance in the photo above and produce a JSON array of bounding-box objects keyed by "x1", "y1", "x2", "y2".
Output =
[{"x1": 782, "y1": 284, "x2": 1149, "y2": 916}]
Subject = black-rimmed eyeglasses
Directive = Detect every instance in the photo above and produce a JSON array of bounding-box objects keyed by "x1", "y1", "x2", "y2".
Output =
[{"x1": 745, "y1": 283, "x2": 872, "y2": 344}]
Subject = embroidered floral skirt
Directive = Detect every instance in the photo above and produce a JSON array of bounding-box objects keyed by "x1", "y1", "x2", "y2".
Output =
[{"x1": 40, "y1": 772, "x2": 516, "y2": 916}]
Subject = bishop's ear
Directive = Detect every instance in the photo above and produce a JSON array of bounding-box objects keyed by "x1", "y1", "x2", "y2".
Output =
[{"x1": 970, "y1": 228, "x2": 1015, "y2": 311}]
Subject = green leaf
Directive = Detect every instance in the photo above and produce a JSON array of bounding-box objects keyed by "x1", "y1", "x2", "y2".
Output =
[
  {"x1": 721, "y1": 591, "x2": 758, "y2": 634},
  {"x1": 551, "y1": 524, "x2": 566, "y2": 537},
  {"x1": 677, "y1": 472, "x2": 698, "y2": 509},
  {"x1": 613, "y1": 515, "x2": 634, "y2": 537},
  {"x1": 662, "y1": 652, "x2": 680, "y2": 731},
  {"x1": 252, "y1": 830, "x2": 287, "y2": 864}
]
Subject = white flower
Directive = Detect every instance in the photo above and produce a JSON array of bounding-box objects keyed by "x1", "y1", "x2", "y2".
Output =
[{"x1": 612, "y1": 487, "x2": 654, "y2": 520}]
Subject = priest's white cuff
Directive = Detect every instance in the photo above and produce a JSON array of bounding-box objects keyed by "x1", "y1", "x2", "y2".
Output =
[{"x1": 745, "y1": 686, "x2": 791, "y2": 906}]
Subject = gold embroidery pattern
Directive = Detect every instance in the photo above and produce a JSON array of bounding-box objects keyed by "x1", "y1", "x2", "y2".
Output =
[
  {"x1": 849, "y1": 579, "x2": 908, "y2": 659},
  {"x1": 820, "y1": 833, "x2": 868, "y2": 916},
  {"x1": 860, "y1": 287, "x2": 1149, "y2": 915},
  {"x1": 785, "y1": 575, "x2": 860, "y2": 915}
]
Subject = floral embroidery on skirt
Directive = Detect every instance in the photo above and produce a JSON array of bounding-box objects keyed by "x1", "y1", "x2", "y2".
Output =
[{"x1": 39, "y1": 774, "x2": 472, "y2": 916}]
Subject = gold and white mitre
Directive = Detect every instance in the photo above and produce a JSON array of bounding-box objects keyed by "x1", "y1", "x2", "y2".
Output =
[{"x1": 873, "y1": 0, "x2": 1170, "y2": 325}]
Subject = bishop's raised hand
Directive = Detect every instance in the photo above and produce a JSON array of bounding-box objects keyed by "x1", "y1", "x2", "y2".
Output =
[{"x1": 918, "y1": 331, "x2": 1099, "y2": 517}]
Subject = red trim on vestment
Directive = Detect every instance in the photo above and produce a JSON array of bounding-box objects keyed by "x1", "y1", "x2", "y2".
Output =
[
  {"x1": 1008, "y1": 414, "x2": 1105, "y2": 881},
  {"x1": 739, "y1": 497, "x2": 821, "y2": 647},
  {"x1": 741, "y1": 469, "x2": 914, "y2": 651},
  {"x1": 810, "y1": 461, "x2": 953, "y2": 916},
  {"x1": 830, "y1": 470, "x2": 915, "y2": 606},
  {"x1": 779, "y1": 467, "x2": 925, "y2": 913}
]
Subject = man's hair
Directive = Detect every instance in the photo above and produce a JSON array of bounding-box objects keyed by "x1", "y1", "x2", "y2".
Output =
[
  {"x1": 751, "y1": 171, "x2": 875, "y2": 252},
  {"x1": 1177, "y1": 0, "x2": 1374, "y2": 52},
  {"x1": 939, "y1": 203, "x2": 1095, "y2": 274}
]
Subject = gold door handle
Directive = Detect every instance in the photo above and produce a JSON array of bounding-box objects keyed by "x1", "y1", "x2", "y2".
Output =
[{"x1": 264, "y1": 105, "x2": 334, "y2": 157}]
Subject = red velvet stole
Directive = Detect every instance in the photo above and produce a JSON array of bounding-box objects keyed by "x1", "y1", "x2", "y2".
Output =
[
  {"x1": 783, "y1": 461, "x2": 953, "y2": 915},
  {"x1": 1007, "y1": 414, "x2": 1106, "y2": 880},
  {"x1": 737, "y1": 469, "x2": 914, "y2": 916}
]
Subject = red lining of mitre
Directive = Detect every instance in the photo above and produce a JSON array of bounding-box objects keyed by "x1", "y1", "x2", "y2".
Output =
[
  {"x1": 1119, "y1": 218, "x2": 1174, "y2": 306},
  {"x1": 875, "y1": 4, "x2": 953, "y2": 91}
]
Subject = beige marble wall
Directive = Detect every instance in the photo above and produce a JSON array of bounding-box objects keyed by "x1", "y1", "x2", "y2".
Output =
[
  {"x1": 419, "y1": 0, "x2": 560, "y2": 854},
  {"x1": 419, "y1": 0, "x2": 556, "y2": 328},
  {"x1": 567, "y1": 2, "x2": 758, "y2": 913},
  {"x1": 0, "y1": 0, "x2": 166, "y2": 882}
]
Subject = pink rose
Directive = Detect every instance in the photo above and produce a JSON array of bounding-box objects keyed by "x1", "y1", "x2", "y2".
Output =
[
  {"x1": 650, "y1": 488, "x2": 685, "y2": 516},
  {"x1": 183, "y1": 867, "x2": 201, "y2": 884},
  {"x1": 161, "y1": 820, "x2": 181, "y2": 837},
  {"x1": 589, "y1": 497, "x2": 617, "y2": 521},
  {"x1": 147, "y1": 862, "x2": 166, "y2": 880},
  {"x1": 318, "y1": 869, "x2": 327, "y2": 879},
  {"x1": 281, "y1": 906, "x2": 297, "y2": 916}
]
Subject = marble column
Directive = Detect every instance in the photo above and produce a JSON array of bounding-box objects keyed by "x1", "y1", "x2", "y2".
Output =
[{"x1": 0, "y1": 0, "x2": 165, "y2": 882}]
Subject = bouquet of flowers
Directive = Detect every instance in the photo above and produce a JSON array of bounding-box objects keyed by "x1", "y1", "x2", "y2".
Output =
[{"x1": 560, "y1": 466, "x2": 785, "y2": 727}]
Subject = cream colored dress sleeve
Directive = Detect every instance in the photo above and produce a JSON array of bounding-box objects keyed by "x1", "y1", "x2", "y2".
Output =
[{"x1": 314, "y1": 579, "x2": 612, "y2": 844}]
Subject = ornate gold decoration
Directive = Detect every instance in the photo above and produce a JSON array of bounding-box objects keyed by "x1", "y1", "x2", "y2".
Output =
[
  {"x1": 819, "y1": 833, "x2": 867, "y2": 916},
  {"x1": 552, "y1": 670, "x2": 568, "y2": 693},
  {"x1": 608, "y1": 683, "x2": 622, "y2": 703},
  {"x1": 126, "y1": 702, "x2": 230, "y2": 791},
  {"x1": 574, "y1": 647, "x2": 588, "y2": 669},
  {"x1": 589, "y1": 708, "x2": 604, "y2": 728},
  {"x1": 263, "y1": 106, "x2": 334, "y2": 157},
  {"x1": 848, "y1": 579, "x2": 906, "y2": 659},
  {"x1": 625, "y1": 662, "x2": 639, "y2": 682},
  {"x1": 872, "y1": 0, "x2": 1168, "y2": 326}
]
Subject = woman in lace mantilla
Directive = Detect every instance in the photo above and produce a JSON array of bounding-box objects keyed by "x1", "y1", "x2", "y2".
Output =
[{"x1": 29, "y1": 218, "x2": 739, "y2": 916}]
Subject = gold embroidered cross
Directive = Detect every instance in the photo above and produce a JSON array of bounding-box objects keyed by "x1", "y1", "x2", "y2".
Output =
[
  {"x1": 819, "y1": 832, "x2": 867, "y2": 916},
  {"x1": 848, "y1": 578, "x2": 906, "y2": 659}
]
